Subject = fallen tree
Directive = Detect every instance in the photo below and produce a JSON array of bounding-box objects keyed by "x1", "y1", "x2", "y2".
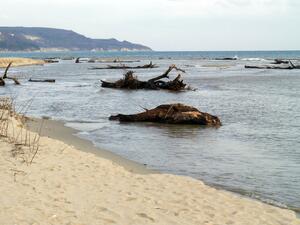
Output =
[
  {"x1": 90, "y1": 62, "x2": 158, "y2": 70},
  {"x1": 109, "y1": 103, "x2": 221, "y2": 126},
  {"x1": 0, "y1": 62, "x2": 20, "y2": 86},
  {"x1": 101, "y1": 65, "x2": 187, "y2": 91}
]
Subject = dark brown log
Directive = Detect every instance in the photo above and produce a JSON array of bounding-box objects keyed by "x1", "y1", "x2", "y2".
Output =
[
  {"x1": 101, "y1": 65, "x2": 188, "y2": 91},
  {"x1": 90, "y1": 62, "x2": 158, "y2": 70},
  {"x1": 29, "y1": 78, "x2": 56, "y2": 83},
  {"x1": 109, "y1": 103, "x2": 221, "y2": 127}
]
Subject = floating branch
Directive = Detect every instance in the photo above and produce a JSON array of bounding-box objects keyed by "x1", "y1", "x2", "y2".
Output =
[{"x1": 110, "y1": 103, "x2": 221, "y2": 127}]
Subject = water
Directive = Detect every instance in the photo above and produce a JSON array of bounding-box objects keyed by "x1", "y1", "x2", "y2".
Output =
[{"x1": 1, "y1": 51, "x2": 300, "y2": 212}]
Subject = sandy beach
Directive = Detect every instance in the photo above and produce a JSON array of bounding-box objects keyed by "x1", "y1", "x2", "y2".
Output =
[
  {"x1": 0, "y1": 57, "x2": 45, "y2": 68},
  {"x1": 0, "y1": 101, "x2": 299, "y2": 225}
]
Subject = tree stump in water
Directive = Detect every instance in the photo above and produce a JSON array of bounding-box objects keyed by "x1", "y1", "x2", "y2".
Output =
[{"x1": 109, "y1": 103, "x2": 221, "y2": 127}]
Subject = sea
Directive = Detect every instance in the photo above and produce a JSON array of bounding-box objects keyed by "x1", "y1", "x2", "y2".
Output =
[{"x1": 0, "y1": 50, "x2": 299, "y2": 213}]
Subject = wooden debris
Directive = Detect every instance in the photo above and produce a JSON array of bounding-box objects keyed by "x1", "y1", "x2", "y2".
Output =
[
  {"x1": 28, "y1": 78, "x2": 56, "y2": 83},
  {"x1": 90, "y1": 62, "x2": 158, "y2": 70},
  {"x1": 109, "y1": 103, "x2": 221, "y2": 126},
  {"x1": 245, "y1": 60, "x2": 300, "y2": 69},
  {"x1": 272, "y1": 59, "x2": 289, "y2": 64},
  {"x1": 101, "y1": 65, "x2": 187, "y2": 91},
  {"x1": 0, "y1": 62, "x2": 20, "y2": 86},
  {"x1": 44, "y1": 59, "x2": 59, "y2": 63}
]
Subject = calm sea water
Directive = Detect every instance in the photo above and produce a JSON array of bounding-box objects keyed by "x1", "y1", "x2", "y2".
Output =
[{"x1": 1, "y1": 51, "x2": 300, "y2": 212}]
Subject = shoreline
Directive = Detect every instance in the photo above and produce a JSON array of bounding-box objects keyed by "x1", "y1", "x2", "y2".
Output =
[
  {"x1": 26, "y1": 117, "x2": 153, "y2": 175},
  {"x1": 1, "y1": 110, "x2": 299, "y2": 224},
  {"x1": 26, "y1": 117, "x2": 300, "y2": 217}
]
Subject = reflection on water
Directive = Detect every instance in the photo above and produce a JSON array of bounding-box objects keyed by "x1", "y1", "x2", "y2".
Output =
[{"x1": 0, "y1": 51, "x2": 300, "y2": 212}]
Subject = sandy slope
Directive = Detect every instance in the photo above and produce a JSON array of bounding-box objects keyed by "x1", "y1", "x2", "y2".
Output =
[
  {"x1": 0, "y1": 57, "x2": 45, "y2": 68},
  {"x1": 0, "y1": 114, "x2": 299, "y2": 225}
]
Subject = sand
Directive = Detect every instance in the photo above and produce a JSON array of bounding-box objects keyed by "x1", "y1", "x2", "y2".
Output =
[
  {"x1": 0, "y1": 57, "x2": 45, "y2": 68},
  {"x1": 0, "y1": 112, "x2": 299, "y2": 224}
]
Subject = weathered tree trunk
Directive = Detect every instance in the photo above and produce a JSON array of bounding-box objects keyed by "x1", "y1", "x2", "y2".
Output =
[
  {"x1": 101, "y1": 65, "x2": 187, "y2": 91},
  {"x1": 109, "y1": 103, "x2": 221, "y2": 126},
  {"x1": 1, "y1": 62, "x2": 20, "y2": 86}
]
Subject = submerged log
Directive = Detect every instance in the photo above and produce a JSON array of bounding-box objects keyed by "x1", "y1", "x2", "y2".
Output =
[
  {"x1": 245, "y1": 65, "x2": 294, "y2": 69},
  {"x1": 28, "y1": 78, "x2": 56, "y2": 83},
  {"x1": 101, "y1": 65, "x2": 187, "y2": 91},
  {"x1": 90, "y1": 62, "x2": 158, "y2": 70},
  {"x1": 109, "y1": 103, "x2": 221, "y2": 126},
  {"x1": 1, "y1": 62, "x2": 20, "y2": 86},
  {"x1": 245, "y1": 61, "x2": 300, "y2": 69},
  {"x1": 272, "y1": 59, "x2": 289, "y2": 64}
]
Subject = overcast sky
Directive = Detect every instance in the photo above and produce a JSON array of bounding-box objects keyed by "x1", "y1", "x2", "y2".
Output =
[{"x1": 0, "y1": 0, "x2": 299, "y2": 50}]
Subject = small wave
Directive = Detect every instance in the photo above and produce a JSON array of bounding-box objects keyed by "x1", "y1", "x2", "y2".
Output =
[{"x1": 240, "y1": 58, "x2": 266, "y2": 61}]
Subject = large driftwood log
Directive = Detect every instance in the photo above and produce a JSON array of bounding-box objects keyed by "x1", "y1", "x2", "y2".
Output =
[
  {"x1": 101, "y1": 65, "x2": 187, "y2": 91},
  {"x1": 109, "y1": 103, "x2": 221, "y2": 126},
  {"x1": 0, "y1": 62, "x2": 20, "y2": 86},
  {"x1": 90, "y1": 62, "x2": 158, "y2": 70}
]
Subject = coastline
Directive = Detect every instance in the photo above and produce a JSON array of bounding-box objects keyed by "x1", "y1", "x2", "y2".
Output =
[
  {"x1": 26, "y1": 117, "x2": 153, "y2": 174},
  {"x1": 1, "y1": 111, "x2": 299, "y2": 224},
  {"x1": 28, "y1": 117, "x2": 300, "y2": 215}
]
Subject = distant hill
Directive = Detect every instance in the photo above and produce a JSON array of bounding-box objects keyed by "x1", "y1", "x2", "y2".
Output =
[{"x1": 0, "y1": 27, "x2": 151, "y2": 52}]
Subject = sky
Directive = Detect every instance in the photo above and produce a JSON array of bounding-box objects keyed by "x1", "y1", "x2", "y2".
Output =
[{"x1": 0, "y1": 0, "x2": 299, "y2": 51}]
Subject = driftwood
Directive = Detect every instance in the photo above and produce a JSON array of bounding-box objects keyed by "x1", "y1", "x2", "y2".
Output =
[
  {"x1": 44, "y1": 59, "x2": 59, "y2": 63},
  {"x1": 272, "y1": 59, "x2": 289, "y2": 64},
  {"x1": 245, "y1": 60, "x2": 300, "y2": 69},
  {"x1": 101, "y1": 65, "x2": 187, "y2": 91},
  {"x1": 215, "y1": 57, "x2": 237, "y2": 60},
  {"x1": 109, "y1": 103, "x2": 221, "y2": 126},
  {"x1": 90, "y1": 62, "x2": 158, "y2": 70},
  {"x1": 29, "y1": 78, "x2": 56, "y2": 83},
  {"x1": 0, "y1": 62, "x2": 20, "y2": 86}
]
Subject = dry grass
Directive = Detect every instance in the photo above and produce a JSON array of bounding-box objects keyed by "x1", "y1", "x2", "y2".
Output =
[{"x1": 0, "y1": 96, "x2": 43, "y2": 165}]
